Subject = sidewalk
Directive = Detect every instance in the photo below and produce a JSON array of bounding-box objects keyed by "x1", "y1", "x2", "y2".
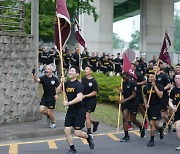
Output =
[{"x1": 0, "y1": 111, "x2": 116, "y2": 142}]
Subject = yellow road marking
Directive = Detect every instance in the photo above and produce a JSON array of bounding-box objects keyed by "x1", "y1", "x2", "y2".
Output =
[
  {"x1": 9, "y1": 144, "x2": 18, "y2": 154},
  {"x1": 107, "y1": 133, "x2": 120, "y2": 141},
  {"x1": 0, "y1": 130, "x2": 143, "y2": 148},
  {"x1": 132, "y1": 130, "x2": 140, "y2": 137},
  {"x1": 80, "y1": 138, "x2": 88, "y2": 144},
  {"x1": 47, "y1": 140, "x2": 57, "y2": 149}
]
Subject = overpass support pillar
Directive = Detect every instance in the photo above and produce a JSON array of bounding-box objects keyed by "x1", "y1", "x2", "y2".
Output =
[
  {"x1": 80, "y1": 0, "x2": 113, "y2": 54},
  {"x1": 140, "y1": 0, "x2": 174, "y2": 64}
]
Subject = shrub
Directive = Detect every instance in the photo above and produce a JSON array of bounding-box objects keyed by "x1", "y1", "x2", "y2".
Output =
[{"x1": 82, "y1": 72, "x2": 121, "y2": 105}]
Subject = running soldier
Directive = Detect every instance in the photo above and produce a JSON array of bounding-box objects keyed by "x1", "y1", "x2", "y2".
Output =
[
  {"x1": 119, "y1": 72, "x2": 145, "y2": 142},
  {"x1": 143, "y1": 72, "x2": 164, "y2": 146},
  {"x1": 56, "y1": 66, "x2": 94, "y2": 154},
  {"x1": 153, "y1": 65, "x2": 172, "y2": 130},
  {"x1": 82, "y1": 66, "x2": 99, "y2": 134},
  {"x1": 169, "y1": 74, "x2": 180, "y2": 151},
  {"x1": 32, "y1": 64, "x2": 59, "y2": 129}
]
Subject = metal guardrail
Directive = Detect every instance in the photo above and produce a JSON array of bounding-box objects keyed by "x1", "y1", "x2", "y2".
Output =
[{"x1": 0, "y1": 0, "x2": 24, "y2": 32}]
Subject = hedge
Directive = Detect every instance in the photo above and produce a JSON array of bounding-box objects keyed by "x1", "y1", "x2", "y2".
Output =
[{"x1": 81, "y1": 72, "x2": 121, "y2": 105}]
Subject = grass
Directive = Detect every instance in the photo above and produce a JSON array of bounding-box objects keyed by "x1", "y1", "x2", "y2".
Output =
[{"x1": 38, "y1": 85, "x2": 142, "y2": 128}]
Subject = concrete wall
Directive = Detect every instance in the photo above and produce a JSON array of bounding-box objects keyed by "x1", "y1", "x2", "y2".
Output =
[
  {"x1": 140, "y1": 0, "x2": 174, "y2": 64},
  {"x1": 80, "y1": 0, "x2": 113, "y2": 54},
  {"x1": 0, "y1": 33, "x2": 41, "y2": 124}
]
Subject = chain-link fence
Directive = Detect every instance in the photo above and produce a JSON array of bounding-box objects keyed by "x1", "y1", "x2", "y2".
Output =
[{"x1": 0, "y1": 0, "x2": 24, "y2": 32}]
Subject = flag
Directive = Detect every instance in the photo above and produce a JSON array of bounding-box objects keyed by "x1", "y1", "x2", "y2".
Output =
[
  {"x1": 74, "y1": 16, "x2": 86, "y2": 48},
  {"x1": 123, "y1": 53, "x2": 137, "y2": 80},
  {"x1": 54, "y1": 0, "x2": 71, "y2": 50},
  {"x1": 159, "y1": 31, "x2": 171, "y2": 66}
]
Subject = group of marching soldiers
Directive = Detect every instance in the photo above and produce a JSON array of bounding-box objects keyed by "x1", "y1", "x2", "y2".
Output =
[
  {"x1": 37, "y1": 46, "x2": 180, "y2": 152},
  {"x1": 119, "y1": 56, "x2": 180, "y2": 151}
]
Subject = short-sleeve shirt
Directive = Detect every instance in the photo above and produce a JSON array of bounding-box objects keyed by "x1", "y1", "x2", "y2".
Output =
[
  {"x1": 65, "y1": 80, "x2": 84, "y2": 109},
  {"x1": 143, "y1": 83, "x2": 164, "y2": 106},
  {"x1": 82, "y1": 77, "x2": 98, "y2": 103},
  {"x1": 170, "y1": 87, "x2": 180, "y2": 110},
  {"x1": 40, "y1": 75, "x2": 60, "y2": 97},
  {"x1": 135, "y1": 71, "x2": 146, "y2": 93},
  {"x1": 155, "y1": 73, "x2": 171, "y2": 93},
  {"x1": 122, "y1": 80, "x2": 137, "y2": 103}
]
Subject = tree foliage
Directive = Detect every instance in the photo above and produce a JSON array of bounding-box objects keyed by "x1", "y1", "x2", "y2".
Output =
[
  {"x1": 24, "y1": 0, "x2": 98, "y2": 42},
  {"x1": 129, "y1": 30, "x2": 140, "y2": 50},
  {"x1": 174, "y1": 14, "x2": 180, "y2": 52},
  {"x1": 113, "y1": 33, "x2": 124, "y2": 49}
]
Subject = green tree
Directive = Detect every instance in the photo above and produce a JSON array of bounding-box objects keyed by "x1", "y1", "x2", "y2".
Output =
[
  {"x1": 113, "y1": 33, "x2": 124, "y2": 49},
  {"x1": 24, "y1": 0, "x2": 98, "y2": 42},
  {"x1": 174, "y1": 14, "x2": 180, "y2": 52},
  {"x1": 129, "y1": 30, "x2": 140, "y2": 50}
]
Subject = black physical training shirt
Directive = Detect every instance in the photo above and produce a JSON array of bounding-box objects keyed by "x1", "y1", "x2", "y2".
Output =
[
  {"x1": 114, "y1": 58, "x2": 122, "y2": 67},
  {"x1": 40, "y1": 75, "x2": 60, "y2": 97},
  {"x1": 122, "y1": 80, "x2": 137, "y2": 103},
  {"x1": 82, "y1": 77, "x2": 98, "y2": 98},
  {"x1": 170, "y1": 87, "x2": 180, "y2": 110},
  {"x1": 155, "y1": 73, "x2": 171, "y2": 93},
  {"x1": 135, "y1": 71, "x2": 146, "y2": 93},
  {"x1": 143, "y1": 83, "x2": 164, "y2": 106},
  {"x1": 65, "y1": 80, "x2": 84, "y2": 109}
]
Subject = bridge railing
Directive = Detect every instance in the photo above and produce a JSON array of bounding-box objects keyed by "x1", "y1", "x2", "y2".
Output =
[{"x1": 0, "y1": 0, "x2": 24, "y2": 33}]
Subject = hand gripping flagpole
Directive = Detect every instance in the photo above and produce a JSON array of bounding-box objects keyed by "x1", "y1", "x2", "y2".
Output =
[
  {"x1": 141, "y1": 59, "x2": 160, "y2": 130},
  {"x1": 117, "y1": 79, "x2": 123, "y2": 135},
  {"x1": 57, "y1": 17, "x2": 66, "y2": 103},
  {"x1": 163, "y1": 101, "x2": 180, "y2": 133}
]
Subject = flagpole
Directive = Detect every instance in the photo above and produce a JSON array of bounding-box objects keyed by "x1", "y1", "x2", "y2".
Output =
[
  {"x1": 78, "y1": 42, "x2": 82, "y2": 80},
  {"x1": 163, "y1": 101, "x2": 180, "y2": 133},
  {"x1": 117, "y1": 79, "x2": 123, "y2": 135},
  {"x1": 142, "y1": 59, "x2": 160, "y2": 129},
  {"x1": 57, "y1": 17, "x2": 66, "y2": 102}
]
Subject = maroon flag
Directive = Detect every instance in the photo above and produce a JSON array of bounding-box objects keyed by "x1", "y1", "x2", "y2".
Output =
[
  {"x1": 74, "y1": 16, "x2": 86, "y2": 48},
  {"x1": 54, "y1": 0, "x2": 71, "y2": 50},
  {"x1": 159, "y1": 32, "x2": 171, "y2": 66},
  {"x1": 123, "y1": 53, "x2": 137, "y2": 80}
]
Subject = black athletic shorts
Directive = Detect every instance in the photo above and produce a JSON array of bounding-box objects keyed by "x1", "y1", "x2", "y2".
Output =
[
  {"x1": 40, "y1": 95, "x2": 56, "y2": 109},
  {"x1": 174, "y1": 110, "x2": 180, "y2": 122},
  {"x1": 137, "y1": 93, "x2": 144, "y2": 106},
  {"x1": 160, "y1": 95, "x2": 169, "y2": 112},
  {"x1": 147, "y1": 104, "x2": 161, "y2": 121},
  {"x1": 121, "y1": 100, "x2": 139, "y2": 115},
  {"x1": 65, "y1": 107, "x2": 86, "y2": 130},
  {"x1": 83, "y1": 98, "x2": 96, "y2": 113}
]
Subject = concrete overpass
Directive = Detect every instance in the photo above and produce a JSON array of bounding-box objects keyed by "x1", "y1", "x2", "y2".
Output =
[
  {"x1": 80, "y1": 0, "x2": 180, "y2": 63},
  {"x1": 114, "y1": 0, "x2": 180, "y2": 22}
]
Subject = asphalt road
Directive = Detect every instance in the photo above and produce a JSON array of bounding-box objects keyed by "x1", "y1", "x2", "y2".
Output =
[{"x1": 0, "y1": 130, "x2": 179, "y2": 154}]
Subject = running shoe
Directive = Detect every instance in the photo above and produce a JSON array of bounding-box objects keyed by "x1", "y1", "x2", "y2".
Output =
[
  {"x1": 87, "y1": 134, "x2": 95, "y2": 150},
  {"x1": 176, "y1": 146, "x2": 180, "y2": 151},
  {"x1": 144, "y1": 122, "x2": 148, "y2": 129},
  {"x1": 67, "y1": 149, "x2": 77, "y2": 154},
  {"x1": 49, "y1": 122, "x2": 56, "y2": 129},
  {"x1": 159, "y1": 127, "x2": 164, "y2": 139},
  {"x1": 120, "y1": 136, "x2": 130, "y2": 142},
  {"x1": 93, "y1": 121, "x2": 99, "y2": 132},
  {"x1": 128, "y1": 125, "x2": 132, "y2": 131},
  {"x1": 147, "y1": 140, "x2": 155, "y2": 147}
]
